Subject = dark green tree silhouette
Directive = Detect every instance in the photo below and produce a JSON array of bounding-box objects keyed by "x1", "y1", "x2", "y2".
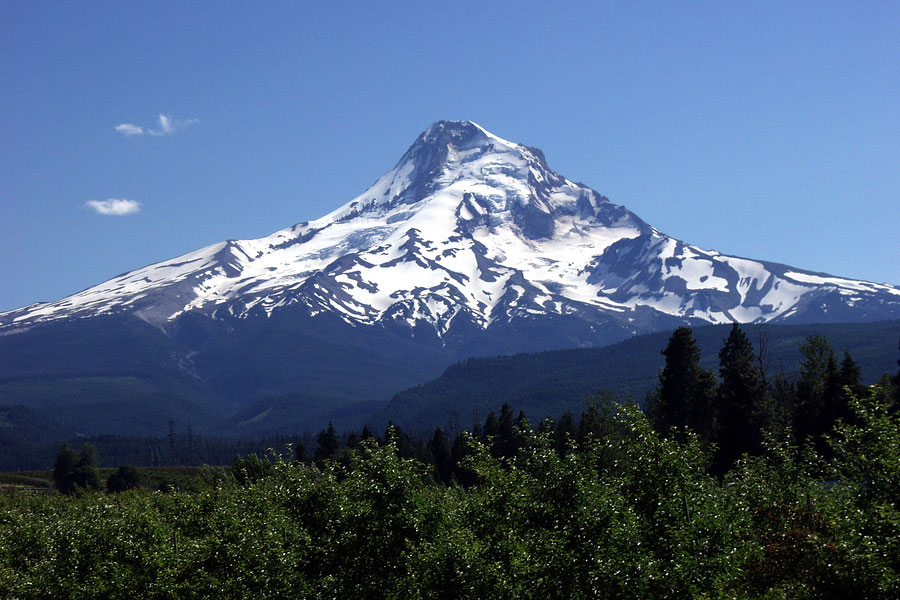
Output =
[
  {"x1": 492, "y1": 403, "x2": 518, "y2": 459},
  {"x1": 839, "y1": 351, "x2": 862, "y2": 395},
  {"x1": 554, "y1": 411, "x2": 577, "y2": 455},
  {"x1": 360, "y1": 425, "x2": 377, "y2": 443},
  {"x1": 384, "y1": 423, "x2": 415, "y2": 459},
  {"x1": 52, "y1": 443, "x2": 79, "y2": 495},
  {"x1": 427, "y1": 428, "x2": 452, "y2": 485},
  {"x1": 53, "y1": 443, "x2": 100, "y2": 494},
  {"x1": 314, "y1": 422, "x2": 340, "y2": 465},
  {"x1": 715, "y1": 323, "x2": 766, "y2": 471},
  {"x1": 651, "y1": 326, "x2": 718, "y2": 442},
  {"x1": 294, "y1": 439, "x2": 307, "y2": 463},
  {"x1": 76, "y1": 443, "x2": 100, "y2": 489},
  {"x1": 795, "y1": 335, "x2": 835, "y2": 441},
  {"x1": 450, "y1": 431, "x2": 477, "y2": 486}
]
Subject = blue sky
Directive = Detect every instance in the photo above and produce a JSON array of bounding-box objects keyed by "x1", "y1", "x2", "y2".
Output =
[{"x1": 2, "y1": 1, "x2": 898, "y2": 312}]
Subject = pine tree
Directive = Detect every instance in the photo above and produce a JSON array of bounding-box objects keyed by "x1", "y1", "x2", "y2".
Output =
[
  {"x1": 360, "y1": 425, "x2": 377, "y2": 443},
  {"x1": 314, "y1": 422, "x2": 339, "y2": 465},
  {"x1": 820, "y1": 351, "x2": 863, "y2": 427},
  {"x1": 450, "y1": 431, "x2": 477, "y2": 486},
  {"x1": 428, "y1": 428, "x2": 453, "y2": 485},
  {"x1": 294, "y1": 439, "x2": 307, "y2": 463},
  {"x1": 795, "y1": 335, "x2": 842, "y2": 442},
  {"x1": 839, "y1": 351, "x2": 862, "y2": 393},
  {"x1": 384, "y1": 424, "x2": 415, "y2": 459},
  {"x1": 715, "y1": 323, "x2": 765, "y2": 470},
  {"x1": 554, "y1": 412, "x2": 576, "y2": 455},
  {"x1": 652, "y1": 326, "x2": 718, "y2": 442},
  {"x1": 482, "y1": 411, "x2": 499, "y2": 440},
  {"x1": 492, "y1": 403, "x2": 518, "y2": 459}
]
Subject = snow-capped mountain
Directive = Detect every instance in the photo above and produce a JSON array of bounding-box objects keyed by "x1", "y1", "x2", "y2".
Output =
[{"x1": 3, "y1": 120, "x2": 900, "y2": 338}]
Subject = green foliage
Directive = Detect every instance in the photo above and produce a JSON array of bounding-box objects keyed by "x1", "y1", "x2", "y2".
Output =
[
  {"x1": 823, "y1": 390, "x2": 900, "y2": 596},
  {"x1": 230, "y1": 453, "x2": 274, "y2": 485},
  {"x1": 106, "y1": 464, "x2": 141, "y2": 493},
  {"x1": 4, "y1": 384, "x2": 900, "y2": 598}
]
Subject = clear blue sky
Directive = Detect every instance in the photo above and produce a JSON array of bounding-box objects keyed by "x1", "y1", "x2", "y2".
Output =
[{"x1": 2, "y1": 1, "x2": 898, "y2": 312}]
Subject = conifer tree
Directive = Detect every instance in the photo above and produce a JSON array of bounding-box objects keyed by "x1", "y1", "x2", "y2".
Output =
[
  {"x1": 314, "y1": 422, "x2": 339, "y2": 465},
  {"x1": 554, "y1": 412, "x2": 576, "y2": 455},
  {"x1": 716, "y1": 323, "x2": 765, "y2": 470},
  {"x1": 821, "y1": 351, "x2": 863, "y2": 426},
  {"x1": 428, "y1": 428, "x2": 453, "y2": 485},
  {"x1": 652, "y1": 326, "x2": 718, "y2": 442},
  {"x1": 492, "y1": 403, "x2": 518, "y2": 459},
  {"x1": 360, "y1": 425, "x2": 377, "y2": 443},
  {"x1": 449, "y1": 431, "x2": 477, "y2": 486},
  {"x1": 839, "y1": 351, "x2": 862, "y2": 393},
  {"x1": 294, "y1": 439, "x2": 307, "y2": 463},
  {"x1": 482, "y1": 411, "x2": 499, "y2": 440},
  {"x1": 384, "y1": 423, "x2": 415, "y2": 458},
  {"x1": 795, "y1": 335, "x2": 850, "y2": 442}
]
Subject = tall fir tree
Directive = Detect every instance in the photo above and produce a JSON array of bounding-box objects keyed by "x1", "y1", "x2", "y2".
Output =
[
  {"x1": 554, "y1": 412, "x2": 577, "y2": 455},
  {"x1": 492, "y1": 403, "x2": 518, "y2": 459},
  {"x1": 314, "y1": 422, "x2": 340, "y2": 465},
  {"x1": 652, "y1": 326, "x2": 718, "y2": 442},
  {"x1": 795, "y1": 335, "x2": 844, "y2": 442},
  {"x1": 715, "y1": 323, "x2": 766, "y2": 471},
  {"x1": 427, "y1": 428, "x2": 452, "y2": 485}
]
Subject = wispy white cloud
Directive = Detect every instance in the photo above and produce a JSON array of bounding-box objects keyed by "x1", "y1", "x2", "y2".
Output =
[
  {"x1": 158, "y1": 114, "x2": 174, "y2": 134},
  {"x1": 114, "y1": 114, "x2": 197, "y2": 137},
  {"x1": 115, "y1": 123, "x2": 145, "y2": 136},
  {"x1": 85, "y1": 199, "x2": 142, "y2": 216}
]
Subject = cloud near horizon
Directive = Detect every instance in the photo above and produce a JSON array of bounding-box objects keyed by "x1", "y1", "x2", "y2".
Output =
[
  {"x1": 115, "y1": 114, "x2": 197, "y2": 137},
  {"x1": 85, "y1": 199, "x2": 142, "y2": 215}
]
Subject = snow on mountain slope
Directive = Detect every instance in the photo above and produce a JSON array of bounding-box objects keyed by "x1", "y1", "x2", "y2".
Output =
[{"x1": 3, "y1": 120, "x2": 899, "y2": 336}]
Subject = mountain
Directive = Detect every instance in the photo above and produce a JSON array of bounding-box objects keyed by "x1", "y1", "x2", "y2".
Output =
[
  {"x1": 2, "y1": 120, "x2": 899, "y2": 435},
  {"x1": 6, "y1": 120, "x2": 899, "y2": 338}
]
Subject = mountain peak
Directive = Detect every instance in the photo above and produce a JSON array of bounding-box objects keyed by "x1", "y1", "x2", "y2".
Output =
[
  {"x1": 3, "y1": 121, "x2": 899, "y2": 336},
  {"x1": 400, "y1": 120, "x2": 516, "y2": 171},
  {"x1": 419, "y1": 120, "x2": 493, "y2": 146}
]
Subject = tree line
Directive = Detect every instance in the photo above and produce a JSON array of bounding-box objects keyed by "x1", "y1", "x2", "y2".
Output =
[{"x1": 647, "y1": 325, "x2": 897, "y2": 473}]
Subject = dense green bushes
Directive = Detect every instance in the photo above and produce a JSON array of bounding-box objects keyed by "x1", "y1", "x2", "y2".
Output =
[{"x1": 2, "y1": 386, "x2": 898, "y2": 598}]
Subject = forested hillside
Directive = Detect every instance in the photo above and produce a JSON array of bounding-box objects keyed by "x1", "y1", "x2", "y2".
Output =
[{"x1": 379, "y1": 320, "x2": 900, "y2": 432}]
